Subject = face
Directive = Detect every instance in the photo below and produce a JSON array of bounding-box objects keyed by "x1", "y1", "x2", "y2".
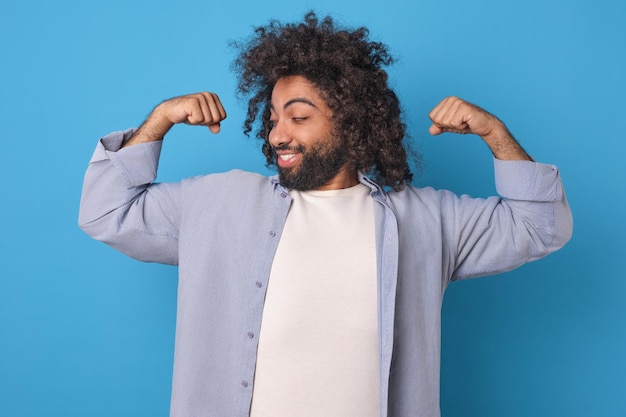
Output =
[{"x1": 268, "y1": 75, "x2": 357, "y2": 191}]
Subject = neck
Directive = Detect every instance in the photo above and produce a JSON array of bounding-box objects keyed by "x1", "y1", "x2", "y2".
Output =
[{"x1": 315, "y1": 165, "x2": 359, "y2": 191}]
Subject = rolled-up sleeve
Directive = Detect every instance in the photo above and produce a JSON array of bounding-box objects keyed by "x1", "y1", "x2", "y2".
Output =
[
  {"x1": 78, "y1": 130, "x2": 181, "y2": 265},
  {"x1": 448, "y1": 158, "x2": 573, "y2": 280}
]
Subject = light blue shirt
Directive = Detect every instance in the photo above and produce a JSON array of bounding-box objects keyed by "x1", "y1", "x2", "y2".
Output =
[{"x1": 79, "y1": 129, "x2": 572, "y2": 417}]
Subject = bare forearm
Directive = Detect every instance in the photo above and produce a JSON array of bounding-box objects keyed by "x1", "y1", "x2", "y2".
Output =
[
  {"x1": 122, "y1": 105, "x2": 173, "y2": 148},
  {"x1": 481, "y1": 121, "x2": 533, "y2": 161}
]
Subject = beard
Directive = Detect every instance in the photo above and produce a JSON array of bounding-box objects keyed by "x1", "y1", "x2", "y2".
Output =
[{"x1": 275, "y1": 135, "x2": 348, "y2": 191}]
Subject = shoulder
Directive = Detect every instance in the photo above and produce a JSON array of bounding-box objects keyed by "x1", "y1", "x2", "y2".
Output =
[
  {"x1": 180, "y1": 169, "x2": 279, "y2": 201},
  {"x1": 184, "y1": 169, "x2": 273, "y2": 188},
  {"x1": 384, "y1": 183, "x2": 474, "y2": 222},
  {"x1": 386, "y1": 183, "x2": 447, "y2": 206}
]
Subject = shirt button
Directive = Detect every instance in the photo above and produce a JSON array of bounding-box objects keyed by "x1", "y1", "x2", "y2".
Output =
[
  {"x1": 280, "y1": 192, "x2": 288, "y2": 198},
  {"x1": 269, "y1": 231, "x2": 276, "y2": 237},
  {"x1": 241, "y1": 380, "x2": 249, "y2": 388},
  {"x1": 255, "y1": 281, "x2": 263, "y2": 288},
  {"x1": 247, "y1": 332, "x2": 255, "y2": 339}
]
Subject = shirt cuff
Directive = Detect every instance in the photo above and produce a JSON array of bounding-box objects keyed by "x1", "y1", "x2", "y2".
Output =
[
  {"x1": 494, "y1": 158, "x2": 564, "y2": 202},
  {"x1": 89, "y1": 129, "x2": 163, "y2": 188}
]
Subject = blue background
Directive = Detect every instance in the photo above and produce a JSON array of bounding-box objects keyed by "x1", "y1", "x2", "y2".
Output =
[{"x1": 1, "y1": 0, "x2": 624, "y2": 415}]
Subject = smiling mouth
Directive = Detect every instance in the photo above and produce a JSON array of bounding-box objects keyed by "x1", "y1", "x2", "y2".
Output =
[
  {"x1": 276, "y1": 152, "x2": 302, "y2": 168},
  {"x1": 274, "y1": 145, "x2": 304, "y2": 168}
]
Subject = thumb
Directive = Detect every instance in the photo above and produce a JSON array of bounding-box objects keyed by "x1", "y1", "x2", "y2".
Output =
[
  {"x1": 429, "y1": 124, "x2": 443, "y2": 135},
  {"x1": 208, "y1": 123, "x2": 221, "y2": 134}
]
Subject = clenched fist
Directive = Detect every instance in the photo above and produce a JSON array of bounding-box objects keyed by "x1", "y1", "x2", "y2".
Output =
[
  {"x1": 158, "y1": 92, "x2": 227, "y2": 134},
  {"x1": 123, "y1": 92, "x2": 227, "y2": 148},
  {"x1": 428, "y1": 96, "x2": 499, "y2": 138},
  {"x1": 428, "y1": 96, "x2": 531, "y2": 161}
]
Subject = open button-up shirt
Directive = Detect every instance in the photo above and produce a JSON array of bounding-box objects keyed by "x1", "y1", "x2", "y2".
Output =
[{"x1": 79, "y1": 129, "x2": 572, "y2": 417}]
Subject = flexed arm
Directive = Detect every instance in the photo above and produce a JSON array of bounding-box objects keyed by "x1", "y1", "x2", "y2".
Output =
[
  {"x1": 79, "y1": 92, "x2": 226, "y2": 264},
  {"x1": 123, "y1": 92, "x2": 227, "y2": 147},
  {"x1": 425, "y1": 96, "x2": 572, "y2": 279},
  {"x1": 429, "y1": 96, "x2": 532, "y2": 161}
]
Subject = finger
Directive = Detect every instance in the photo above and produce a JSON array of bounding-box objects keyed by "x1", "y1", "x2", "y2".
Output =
[
  {"x1": 181, "y1": 95, "x2": 211, "y2": 125},
  {"x1": 201, "y1": 92, "x2": 226, "y2": 126},
  {"x1": 428, "y1": 98, "x2": 452, "y2": 135},
  {"x1": 193, "y1": 93, "x2": 216, "y2": 125},
  {"x1": 207, "y1": 93, "x2": 226, "y2": 134},
  {"x1": 210, "y1": 92, "x2": 227, "y2": 121},
  {"x1": 428, "y1": 97, "x2": 456, "y2": 121},
  {"x1": 440, "y1": 97, "x2": 466, "y2": 130},
  {"x1": 431, "y1": 97, "x2": 473, "y2": 134},
  {"x1": 428, "y1": 96, "x2": 453, "y2": 123},
  {"x1": 183, "y1": 93, "x2": 221, "y2": 126}
]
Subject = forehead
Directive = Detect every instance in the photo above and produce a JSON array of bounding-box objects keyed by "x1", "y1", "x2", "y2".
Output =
[{"x1": 270, "y1": 75, "x2": 329, "y2": 111}]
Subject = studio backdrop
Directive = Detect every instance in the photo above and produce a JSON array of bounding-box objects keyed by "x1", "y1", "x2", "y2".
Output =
[{"x1": 0, "y1": 0, "x2": 624, "y2": 416}]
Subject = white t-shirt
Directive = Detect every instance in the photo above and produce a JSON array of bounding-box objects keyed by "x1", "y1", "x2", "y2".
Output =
[{"x1": 250, "y1": 183, "x2": 379, "y2": 417}]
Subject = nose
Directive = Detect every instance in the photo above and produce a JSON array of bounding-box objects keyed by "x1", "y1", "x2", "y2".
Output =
[{"x1": 268, "y1": 119, "x2": 292, "y2": 149}]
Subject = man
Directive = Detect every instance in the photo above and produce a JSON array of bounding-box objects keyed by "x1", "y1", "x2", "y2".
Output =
[{"x1": 79, "y1": 12, "x2": 572, "y2": 417}]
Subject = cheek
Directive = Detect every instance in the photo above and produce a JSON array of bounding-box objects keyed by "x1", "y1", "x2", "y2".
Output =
[
  {"x1": 322, "y1": 119, "x2": 335, "y2": 139},
  {"x1": 310, "y1": 121, "x2": 334, "y2": 141}
]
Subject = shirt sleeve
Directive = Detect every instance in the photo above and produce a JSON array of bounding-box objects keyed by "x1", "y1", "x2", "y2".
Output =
[
  {"x1": 448, "y1": 158, "x2": 573, "y2": 280},
  {"x1": 78, "y1": 129, "x2": 182, "y2": 265}
]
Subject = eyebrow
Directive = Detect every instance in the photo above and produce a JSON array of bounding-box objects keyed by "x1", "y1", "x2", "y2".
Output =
[{"x1": 269, "y1": 97, "x2": 318, "y2": 111}]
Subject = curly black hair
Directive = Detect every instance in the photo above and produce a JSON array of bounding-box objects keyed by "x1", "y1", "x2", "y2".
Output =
[{"x1": 232, "y1": 11, "x2": 414, "y2": 190}]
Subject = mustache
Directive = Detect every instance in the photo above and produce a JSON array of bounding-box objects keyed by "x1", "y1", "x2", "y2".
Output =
[{"x1": 273, "y1": 145, "x2": 305, "y2": 153}]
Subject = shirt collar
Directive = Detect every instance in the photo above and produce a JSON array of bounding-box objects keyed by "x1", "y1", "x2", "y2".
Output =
[{"x1": 269, "y1": 171, "x2": 385, "y2": 197}]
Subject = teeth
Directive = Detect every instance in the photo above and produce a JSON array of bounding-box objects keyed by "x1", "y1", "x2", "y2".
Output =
[{"x1": 279, "y1": 154, "x2": 295, "y2": 161}]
